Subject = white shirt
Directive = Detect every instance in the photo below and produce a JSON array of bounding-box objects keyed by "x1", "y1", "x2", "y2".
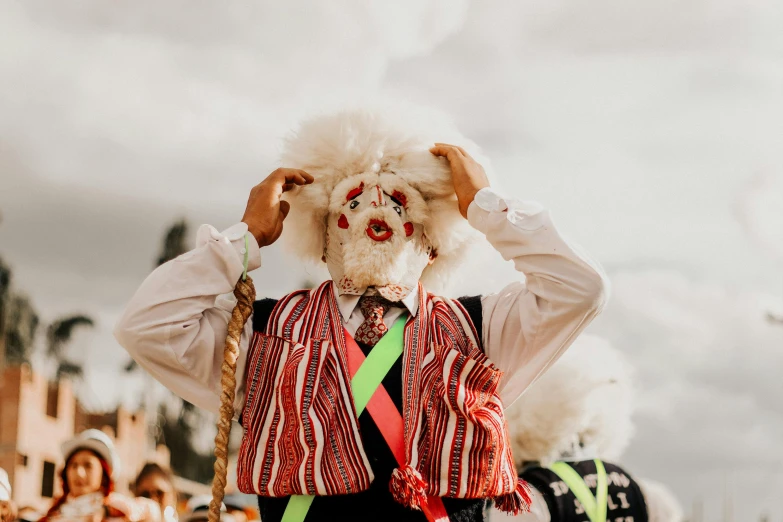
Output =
[{"x1": 114, "y1": 187, "x2": 608, "y2": 420}]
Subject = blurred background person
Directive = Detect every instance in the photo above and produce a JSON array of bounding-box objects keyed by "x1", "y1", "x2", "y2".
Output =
[
  {"x1": 221, "y1": 495, "x2": 256, "y2": 522},
  {"x1": 16, "y1": 506, "x2": 44, "y2": 522},
  {"x1": 179, "y1": 496, "x2": 234, "y2": 522},
  {"x1": 0, "y1": 468, "x2": 17, "y2": 522},
  {"x1": 133, "y1": 465, "x2": 177, "y2": 522},
  {"x1": 495, "y1": 336, "x2": 682, "y2": 522},
  {"x1": 41, "y1": 429, "x2": 160, "y2": 522}
]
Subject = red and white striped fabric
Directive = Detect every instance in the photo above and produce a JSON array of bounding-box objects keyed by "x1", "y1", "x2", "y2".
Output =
[{"x1": 237, "y1": 281, "x2": 531, "y2": 515}]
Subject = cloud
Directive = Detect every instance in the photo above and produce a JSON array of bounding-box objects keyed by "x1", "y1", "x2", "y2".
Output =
[
  {"x1": 0, "y1": 0, "x2": 468, "y2": 208},
  {"x1": 1, "y1": 0, "x2": 471, "y2": 405},
  {"x1": 1, "y1": 0, "x2": 782, "y2": 514},
  {"x1": 736, "y1": 171, "x2": 783, "y2": 259},
  {"x1": 0, "y1": 0, "x2": 467, "y2": 213},
  {"x1": 509, "y1": 0, "x2": 767, "y2": 55},
  {"x1": 591, "y1": 269, "x2": 783, "y2": 517}
]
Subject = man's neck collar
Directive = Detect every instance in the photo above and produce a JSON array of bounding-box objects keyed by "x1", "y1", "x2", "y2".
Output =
[{"x1": 333, "y1": 283, "x2": 420, "y2": 321}]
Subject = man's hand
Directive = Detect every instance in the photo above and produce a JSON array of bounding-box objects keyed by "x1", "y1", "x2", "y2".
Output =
[
  {"x1": 242, "y1": 168, "x2": 314, "y2": 247},
  {"x1": 430, "y1": 143, "x2": 489, "y2": 219}
]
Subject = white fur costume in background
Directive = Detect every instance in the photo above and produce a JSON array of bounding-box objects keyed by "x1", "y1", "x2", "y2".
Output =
[{"x1": 493, "y1": 336, "x2": 683, "y2": 522}]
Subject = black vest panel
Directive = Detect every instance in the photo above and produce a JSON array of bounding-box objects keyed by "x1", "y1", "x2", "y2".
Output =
[{"x1": 521, "y1": 461, "x2": 648, "y2": 522}]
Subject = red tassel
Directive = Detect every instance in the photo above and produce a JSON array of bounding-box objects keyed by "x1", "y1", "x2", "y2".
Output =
[
  {"x1": 494, "y1": 479, "x2": 533, "y2": 515},
  {"x1": 389, "y1": 466, "x2": 427, "y2": 511}
]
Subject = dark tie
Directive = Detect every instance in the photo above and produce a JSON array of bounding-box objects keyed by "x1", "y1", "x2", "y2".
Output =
[{"x1": 354, "y1": 296, "x2": 394, "y2": 347}]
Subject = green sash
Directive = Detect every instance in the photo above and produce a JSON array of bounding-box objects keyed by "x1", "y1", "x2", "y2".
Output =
[
  {"x1": 280, "y1": 317, "x2": 407, "y2": 522},
  {"x1": 549, "y1": 459, "x2": 608, "y2": 522}
]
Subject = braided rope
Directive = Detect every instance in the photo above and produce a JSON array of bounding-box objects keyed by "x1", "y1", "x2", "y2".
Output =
[{"x1": 208, "y1": 275, "x2": 256, "y2": 522}]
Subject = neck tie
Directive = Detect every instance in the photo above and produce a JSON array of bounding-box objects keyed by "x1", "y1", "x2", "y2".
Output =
[{"x1": 354, "y1": 295, "x2": 393, "y2": 347}]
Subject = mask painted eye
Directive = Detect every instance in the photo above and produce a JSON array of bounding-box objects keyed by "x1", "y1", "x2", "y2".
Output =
[
  {"x1": 393, "y1": 206, "x2": 402, "y2": 215},
  {"x1": 350, "y1": 200, "x2": 360, "y2": 210}
]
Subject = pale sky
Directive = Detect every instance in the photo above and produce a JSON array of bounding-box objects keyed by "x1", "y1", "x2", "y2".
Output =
[{"x1": 1, "y1": 1, "x2": 782, "y2": 519}]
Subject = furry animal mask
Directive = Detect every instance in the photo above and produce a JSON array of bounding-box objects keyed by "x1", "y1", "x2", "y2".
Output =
[{"x1": 280, "y1": 104, "x2": 484, "y2": 293}]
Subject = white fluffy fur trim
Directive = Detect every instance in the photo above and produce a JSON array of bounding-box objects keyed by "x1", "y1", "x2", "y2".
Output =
[
  {"x1": 279, "y1": 103, "x2": 485, "y2": 292},
  {"x1": 504, "y1": 335, "x2": 636, "y2": 466},
  {"x1": 638, "y1": 479, "x2": 684, "y2": 522}
]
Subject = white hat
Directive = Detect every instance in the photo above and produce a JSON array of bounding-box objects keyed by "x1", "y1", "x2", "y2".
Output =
[
  {"x1": 61, "y1": 429, "x2": 120, "y2": 479},
  {"x1": 0, "y1": 467, "x2": 11, "y2": 501}
]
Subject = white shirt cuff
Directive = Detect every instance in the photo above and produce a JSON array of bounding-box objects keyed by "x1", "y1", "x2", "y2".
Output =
[
  {"x1": 223, "y1": 222, "x2": 262, "y2": 273},
  {"x1": 198, "y1": 222, "x2": 262, "y2": 273},
  {"x1": 467, "y1": 187, "x2": 547, "y2": 234}
]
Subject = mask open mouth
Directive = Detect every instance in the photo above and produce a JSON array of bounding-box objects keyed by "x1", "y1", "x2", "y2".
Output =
[{"x1": 366, "y1": 219, "x2": 393, "y2": 242}]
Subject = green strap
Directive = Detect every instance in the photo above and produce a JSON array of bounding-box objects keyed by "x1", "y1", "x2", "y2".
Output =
[
  {"x1": 349, "y1": 317, "x2": 406, "y2": 413},
  {"x1": 594, "y1": 459, "x2": 607, "y2": 522},
  {"x1": 280, "y1": 497, "x2": 313, "y2": 522},
  {"x1": 549, "y1": 459, "x2": 608, "y2": 522},
  {"x1": 281, "y1": 316, "x2": 407, "y2": 522}
]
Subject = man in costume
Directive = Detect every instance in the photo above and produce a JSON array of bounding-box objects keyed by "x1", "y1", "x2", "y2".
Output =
[
  {"x1": 496, "y1": 336, "x2": 683, "y2": 522},
  {"x1": 115, "y1": 105, "x2": 608, "y2": 522}
]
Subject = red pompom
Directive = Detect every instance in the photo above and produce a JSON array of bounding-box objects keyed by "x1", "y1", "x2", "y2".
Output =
[{"x1": 389, "y1": 466, "x2": 427, "y2": 511}]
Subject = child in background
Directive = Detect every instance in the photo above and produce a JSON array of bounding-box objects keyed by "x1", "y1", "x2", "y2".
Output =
[{"x1": 41, "y1": 430, "x2": 160, "y2": 522}]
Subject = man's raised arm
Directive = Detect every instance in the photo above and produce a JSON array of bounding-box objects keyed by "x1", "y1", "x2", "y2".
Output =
[{"x1": 114, "y1": 168, "x2": 313, "y2": 414}]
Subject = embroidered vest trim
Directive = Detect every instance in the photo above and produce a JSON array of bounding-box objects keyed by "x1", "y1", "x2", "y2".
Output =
[{"x1": 236, "y1": 281, "x2": 531, "y2": 515}]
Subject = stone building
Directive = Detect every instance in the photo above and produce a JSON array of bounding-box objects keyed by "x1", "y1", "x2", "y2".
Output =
[{"x1": 0, "y1": 364, "x2": 170, "y2": 513}]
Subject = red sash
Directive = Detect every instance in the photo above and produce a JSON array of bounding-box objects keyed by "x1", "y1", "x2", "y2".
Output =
[{"x1": 344, "y1": 328, "x2": 450, "y2": 522}]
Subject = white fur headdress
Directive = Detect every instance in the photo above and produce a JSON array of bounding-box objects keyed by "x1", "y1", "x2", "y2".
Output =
[
  {"x1": 504, "y1": 335, "x2": 636, "y2": 467},
  {"x1": 280, "y1": 103, "x2": 486, "y2": 291}
]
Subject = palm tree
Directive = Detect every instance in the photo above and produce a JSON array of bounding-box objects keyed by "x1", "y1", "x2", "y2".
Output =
[
  {"x1": 156, "y1": 402, "x2": 215, "y2": 484},
  {"x1": 1, "y1": 255, "x2": 40, "y2": 367},
  {"x1": 0, "y1": 217, "x2": 6, "y2": 366},
  {"x1": 144, "y1": 219, "x2": 217, "y2": 480},
  {"x1": 46, "y1": 314, "x2": 95, "y2": 381},
  {"x1": 156, "y1": 219, "x2": 189, "y2": 266},
  {"x1": 4, "y1": 294, "x2": 40, "y2": 366},
  {"x1": 0, "y1": 255, "x2": 10, "y2": 333},
  {"x1": 121, "y1": 218, "x2": 218, "y2": 483}
]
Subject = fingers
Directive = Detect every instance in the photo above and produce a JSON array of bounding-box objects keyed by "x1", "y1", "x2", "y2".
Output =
[
  {"x1": 279, "y1": 200, "x2": 291, "y2": 219},
  {"x1": 430, "y1": 143, "x2": 471, "y2": 164},
  {"x1": 262, "y1": 168, "x2": 314, "y2": 193},
  {"x1": 279, "y1": 168, "x2": 314, "y2": 186},
  {"x1": 430, "y1": 145, "x2": 463, "y2": 163},
  {"x1": 432, "y1": 142, "x2": 468, "y2": 156},
  {"x1": 278, "y1": 170, "x2": 313, "y2": 193}
]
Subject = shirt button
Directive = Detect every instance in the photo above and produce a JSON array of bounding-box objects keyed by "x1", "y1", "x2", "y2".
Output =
[{"x1": 240, "y1": 247, "x2": 247, "y2": 254}]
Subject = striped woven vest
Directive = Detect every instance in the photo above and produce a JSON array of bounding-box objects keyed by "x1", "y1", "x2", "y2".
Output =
[{"x1": 237, "y1": 281, "x2": 530, "y2": 515}]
